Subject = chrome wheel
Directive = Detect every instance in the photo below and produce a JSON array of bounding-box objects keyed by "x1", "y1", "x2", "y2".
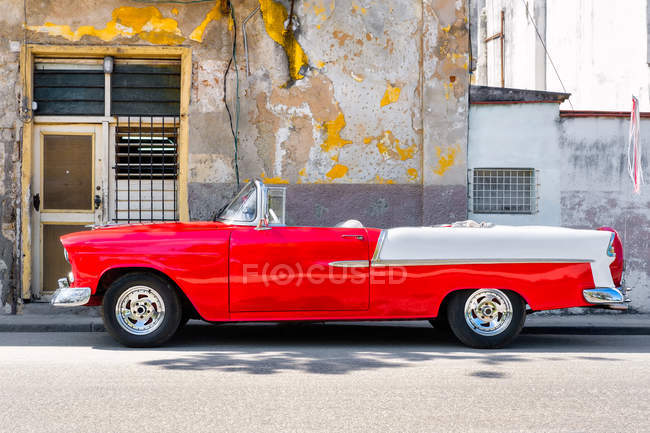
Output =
[
  {"x1": 115, "y1": 286, "x2": 166, "y2": 335},
  {"x1": 464, "y1": 289, "x2": 513, "y2": 336}
]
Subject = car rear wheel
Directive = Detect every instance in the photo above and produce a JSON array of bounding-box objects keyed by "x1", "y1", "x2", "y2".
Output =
[
  {"x1": 447, "y1": 288, "x2": 526, "y2": 349},
  {"x1": 102, "y1": 273, "x2": 182, "y2": 347}
]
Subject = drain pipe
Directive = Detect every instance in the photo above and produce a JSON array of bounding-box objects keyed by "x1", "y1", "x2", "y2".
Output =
[{"x1": 242, "y1": 5, "x2": 261, "y2": 77}]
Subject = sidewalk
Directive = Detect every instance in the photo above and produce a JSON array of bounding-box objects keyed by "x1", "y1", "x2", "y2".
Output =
[{"x1": 1, "y1": 301, "x2": 649, "y2": 333}]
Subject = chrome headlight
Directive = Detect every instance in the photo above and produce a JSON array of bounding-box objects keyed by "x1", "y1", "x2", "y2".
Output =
[
  {"x1": 63, "y1": 248, "x2": 69, "y2": 263},
  {"x1": 68, "y1": 271, "x2": 74, "y2": 284}
]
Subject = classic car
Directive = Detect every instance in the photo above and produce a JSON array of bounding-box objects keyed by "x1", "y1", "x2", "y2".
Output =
[{"x1": 51, "y1": 179, "x2": 629, "y2": 348}]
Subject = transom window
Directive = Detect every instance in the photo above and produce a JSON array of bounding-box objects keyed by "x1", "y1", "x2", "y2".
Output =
[{"x1": 471, "y1": 168, "x2": 538, "y2": 214}]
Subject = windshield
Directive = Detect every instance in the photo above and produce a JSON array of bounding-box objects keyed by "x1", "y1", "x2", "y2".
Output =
[{"x1": 216, "y1": 182, "x2": 257, "y2": 222}]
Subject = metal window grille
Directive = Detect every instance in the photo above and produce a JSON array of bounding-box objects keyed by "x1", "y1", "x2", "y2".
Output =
[
  {"x1": 114, "y1": 116, "x2": 179, "y2": 223},
  {"x1": 470, "y1": 168, "x2": 538, "y2": 214}
]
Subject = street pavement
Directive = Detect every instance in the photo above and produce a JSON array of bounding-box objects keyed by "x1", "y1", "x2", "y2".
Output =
[{"x1": 0, "y1": 322, "x2": 648, "y2": 433}]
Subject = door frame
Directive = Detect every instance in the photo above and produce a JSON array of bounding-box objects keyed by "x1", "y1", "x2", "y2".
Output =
[
  {"x1": 31, "y1": 124, "x2": 102, "y2": 294},
  {"x1": 20, "y1": 44, "x2": 192, "y2": 300}
]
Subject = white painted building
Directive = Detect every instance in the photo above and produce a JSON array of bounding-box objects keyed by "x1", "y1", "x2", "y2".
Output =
[
  {"x1": 473, "y1": 0, "x2": 650, "y2": 111},
  {"x1": 468, "y1": 86, "x2": 649, "y2": 312}
]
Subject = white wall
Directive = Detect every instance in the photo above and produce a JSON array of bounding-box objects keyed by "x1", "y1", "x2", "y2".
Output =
[
  {"x1": 479, "y1": 0, "x2": 650, "y2": 111},
  {"x1": 546, "y1": 0, "x2": 649, "y2": 111},
  {"x1": 468, "y1": 102, "x2": 562, "y2": 225},
  {"x1": 469, "y1": 101, "x2": 650, "y2": 311}
]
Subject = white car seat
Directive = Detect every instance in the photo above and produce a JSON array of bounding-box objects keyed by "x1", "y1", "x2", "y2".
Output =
[{"x1": 335, "y1": 219, "x2": 364, "y2": 228}]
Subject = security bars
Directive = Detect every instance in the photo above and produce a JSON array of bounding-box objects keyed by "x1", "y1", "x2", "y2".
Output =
[
  {"x1": 114, "y1": 116, "x2": 179, "y2": 223},
  {"x1": 471, "y1": 168, "x2": 538, "y2": 214}
]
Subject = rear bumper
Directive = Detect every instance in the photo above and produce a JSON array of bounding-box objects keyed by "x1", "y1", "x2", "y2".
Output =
[
  {"x1": 583, "y1": 287, "x2": 631, "y2": 309},
  {"x1": 51, "y1": 278, "x2": 91, "y2": 307}
]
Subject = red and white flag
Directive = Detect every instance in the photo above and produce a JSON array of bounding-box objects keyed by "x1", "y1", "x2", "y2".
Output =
[{"x1": 628, "y1": 96, "x2": 644, "y2": 193}]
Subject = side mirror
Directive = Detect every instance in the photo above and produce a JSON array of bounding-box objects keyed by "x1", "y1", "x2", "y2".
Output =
[{"x1": 255, "y1": 215, "x2": 270, "y2": 231}]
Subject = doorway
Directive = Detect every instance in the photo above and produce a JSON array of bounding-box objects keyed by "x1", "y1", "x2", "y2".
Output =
[{"x1": 31, "y1": 124, "x2": 104, "y2": 293}]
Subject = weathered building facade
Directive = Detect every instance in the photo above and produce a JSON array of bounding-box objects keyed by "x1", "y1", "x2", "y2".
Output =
[
  {"x1": 472, "y1": 0, "x2": 650, "y2": 111},
  {"x1": 0, "y1": 0, "x2": 470, "y2": 309},
  {"x1": 469, "y1": 86, "x2": 649, "y2": 312}
]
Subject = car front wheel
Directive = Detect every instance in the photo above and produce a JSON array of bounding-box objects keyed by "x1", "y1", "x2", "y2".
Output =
[
  {"x1": 447, "y1": 288, "x2": 526, "y2": 349},
  {"x1": 102, "y1": 273, "x2": 182, "y2": 347}
]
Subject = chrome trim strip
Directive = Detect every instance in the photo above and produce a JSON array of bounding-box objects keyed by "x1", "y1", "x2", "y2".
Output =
[
  {"x1": 583, "y1": 287, "x2": 625, "y2": 304},
  {"x1": 328, "y1": 260, "x2": 370, "y2": 268},
  {"x1": 371, "y1": 230, "x2": 386, "y2": 262},
  {"x1": 51, "y1": 287, "x2": 91, "y2": 307},
  {"x1": 370, "y1": 258, "x2": 594, "y2": 267}
]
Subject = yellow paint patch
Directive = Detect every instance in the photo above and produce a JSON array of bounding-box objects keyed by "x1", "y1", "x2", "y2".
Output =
[
  {"x1": 317, "y1": 60, "x2": 325, "y2": 68},
  {"x1": 305, "y1": 0, "x2": 332, "y2": 21},
  {"x1": 320, "y1": 112, "x2": 352, "y2": 152},
  {"x1": 27, "y1": 6, "x2": 185, "y2": 45},
  {"x1": 259, "y1": 0, "x2": 310, "y2": 82},
  {"x1": 260, "y1": 173, "x2": 290, "y2": 184},
  {"x1": 326, "y1": 164, "x2": 348, "y2": 180},
  {"x1": 365, "y1": 130, "x2": 416, "y2": 161},
  {"x1": 374, "y1": 175, "x2": 394, "y2": 184},
  {"x1": 441, "y1": 24, "x2": 451, "y2": 32},
  {"x1": 190, "y1": 2, "x2": 231, "y2": 42},
  {"x1": 171, "y1": 7, "x2": 179, "y2": 15},
  {"x1": 407, "y1": 168, "x2": 418, "y2": 181},
  {"x1": 380, "y1": 84, "x2": 401, "y2": 107},
  {"x1": 352, "y1": 3, "x2": 366, "y2": 14},
  {"x1": 298, "y1": 168, "x2": 306, "y2": 176},
  {"x1": 433, "y1": 144, "x2": 460, "y2": 176}
]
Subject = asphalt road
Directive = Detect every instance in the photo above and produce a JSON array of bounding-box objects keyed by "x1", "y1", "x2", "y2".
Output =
[{"x1": 0, "y1": 323, "x2": 648, "y2": 433}]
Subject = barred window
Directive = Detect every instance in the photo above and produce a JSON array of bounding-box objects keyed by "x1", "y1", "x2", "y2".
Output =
[
  {"x1": 114, "y1": 116, "x2": 179, "y2": 223},
  {"x1": 471, "y1": 168, "x2": 537, "y2": 214}
]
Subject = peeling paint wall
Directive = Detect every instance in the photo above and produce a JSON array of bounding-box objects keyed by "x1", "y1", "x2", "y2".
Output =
[
  {"x1": 0, "y1": 0, "x2": 470, "y2": 304},
  {"x1": 560, "y1": 116, "x2": 650, "y2": 312},
  {"x1": 469, "y1": 101, "x2": 650, "y2": 312},
  {"x1": 0, "y1": 0, "x2": 22, "y2": 309}
]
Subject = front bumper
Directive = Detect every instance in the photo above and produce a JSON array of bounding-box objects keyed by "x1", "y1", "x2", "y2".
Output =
[
  {"x1": 51, "y1": 278, "x2": 91, "y2": 307},
  {"x1": 583, "y1": 287, "x2": 631, "y2": 310}
]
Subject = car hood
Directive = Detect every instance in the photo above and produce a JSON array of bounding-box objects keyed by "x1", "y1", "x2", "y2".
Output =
[{"x1": 60, "y1": 221, "x2": 231, "y2": 249}]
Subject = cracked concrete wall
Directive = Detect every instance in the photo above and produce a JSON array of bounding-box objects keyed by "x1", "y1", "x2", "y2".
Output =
[
  {"x1": 560, "y1": 116, "x2": 650, "y2": 312},
  {"x1": 20, "y1": 0, "x2": 470, "y2": 224},
  {"x1": 0, "y1": 0, "x2": 22, "y2": 309},
  {"x1": 185, "y1": 0, "x2": 470, "y2": 224}
]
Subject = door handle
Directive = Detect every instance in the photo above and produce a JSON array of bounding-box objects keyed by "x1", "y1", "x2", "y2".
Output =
[
  {"x1": 341, "y1": 234, "x2": 364, "y2": 240},
  {"x1": 33, "y1": 193, "x2": 40, "y2": 212}
]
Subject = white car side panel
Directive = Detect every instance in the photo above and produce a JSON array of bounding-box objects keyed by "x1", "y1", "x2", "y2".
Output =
[{"x1": 376, "y1": 226, "x2": 615, "y2": 288}]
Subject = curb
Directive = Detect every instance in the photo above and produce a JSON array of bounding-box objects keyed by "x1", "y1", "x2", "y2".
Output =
[
  {"x1": 0, "y1": 322, "x2": 105, "y2": 332},
  {"x1": 522, "y1": 326, "x2": 650, "y2": 335},
  {"x1": 1, "y1": 321, "x2": 650, "y2": 334}
]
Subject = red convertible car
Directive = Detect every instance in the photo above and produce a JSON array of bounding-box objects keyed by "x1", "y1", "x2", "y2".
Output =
[{"x1": 52, "y1": 179, "x2": 629, "y2": 348}]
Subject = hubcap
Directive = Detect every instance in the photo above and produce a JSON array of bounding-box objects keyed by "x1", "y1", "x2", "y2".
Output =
[
  {"x1": 115, "y1": 286, "x2": 166, "y2": 335},
  {"x1": 464, "y1": 289, "x2": 513, "y2": 336}
]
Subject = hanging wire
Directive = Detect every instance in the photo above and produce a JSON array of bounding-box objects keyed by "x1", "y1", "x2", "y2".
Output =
[
  {"x1": 521, "y1": 0, "x2": 574, "y2": 109},
  {"x1": 223, "y1": 0, "x2": 241, "y2": 189}
]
